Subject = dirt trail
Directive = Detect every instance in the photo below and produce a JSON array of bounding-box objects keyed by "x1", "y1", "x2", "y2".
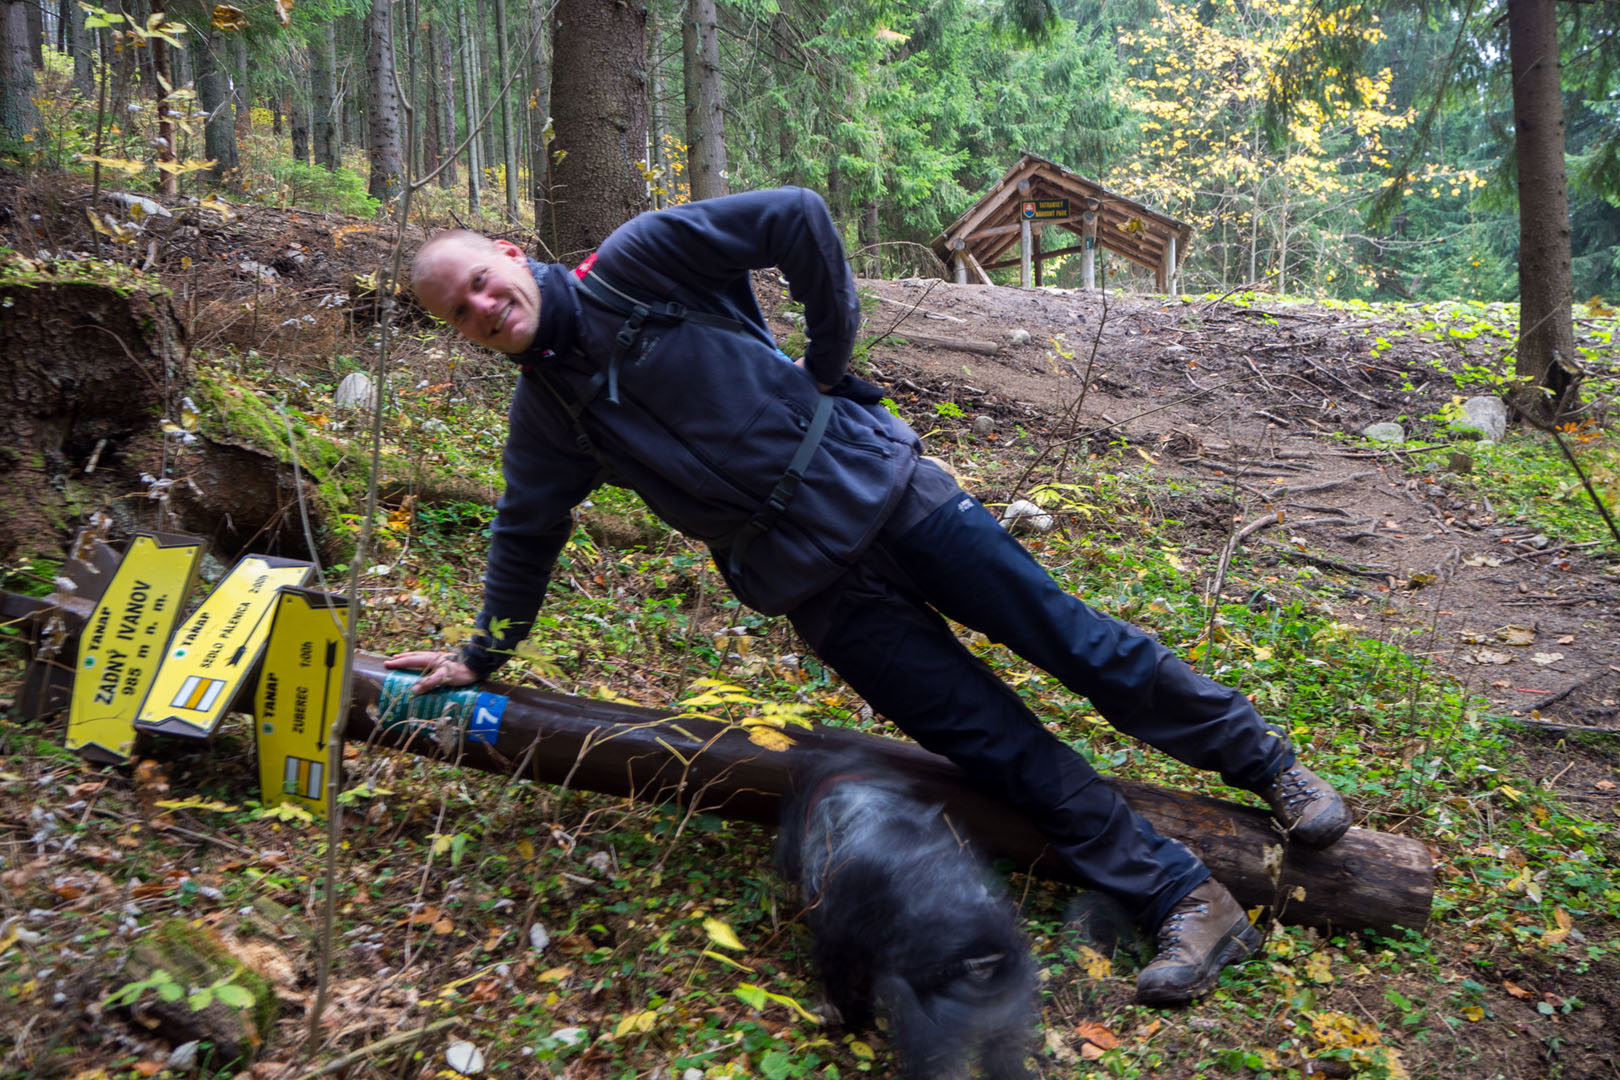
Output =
[{"x1": 830, "y1": 277, "x2": 1620, "y2": 802}]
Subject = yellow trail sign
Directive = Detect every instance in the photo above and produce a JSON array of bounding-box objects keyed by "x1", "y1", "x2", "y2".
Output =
[
  {"x1": 66, "y1": 532, "x2": 204, "y2": 763},
  {"x1": 135, "y1": 554, "x2": 313, "y2": 738},
  {"x1": 255, "y1": 587, "x2": 351, "y2": 815}
]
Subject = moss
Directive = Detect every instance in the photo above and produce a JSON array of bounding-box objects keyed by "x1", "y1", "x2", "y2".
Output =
[{"x1": 0, "y1": 247, "x2": 170, "y2": 298}]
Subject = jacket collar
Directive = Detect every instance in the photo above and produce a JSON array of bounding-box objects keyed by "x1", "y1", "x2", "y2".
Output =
[{"x1": 512, "y1": 259, "x2": 581, "y2": 368}]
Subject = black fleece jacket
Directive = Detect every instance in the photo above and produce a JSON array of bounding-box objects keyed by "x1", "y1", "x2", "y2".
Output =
[{"x1": 462, "y1": 187, "x2": 922, "y2": 678}]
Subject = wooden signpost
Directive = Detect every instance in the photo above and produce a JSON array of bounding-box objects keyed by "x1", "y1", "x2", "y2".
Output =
[
  {"x1": 134, "y1": 554, "x2": 313, "y2": 739},
  {"x1": 254, "y1": 587, "x2": 352, "y2": 814},
  {"x1": 65, "y1": 531, "x2": 204, "y2": 763}
]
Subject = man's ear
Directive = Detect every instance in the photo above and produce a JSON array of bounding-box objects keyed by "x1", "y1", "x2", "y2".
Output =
[{"x1": 492, "y1": 239, "x2": 526, "y2": 260}]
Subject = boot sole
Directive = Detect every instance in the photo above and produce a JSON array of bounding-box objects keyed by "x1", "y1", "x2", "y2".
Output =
[{"x1": 1135, "y1": 920, "x2": 1263, "y2": 1005}]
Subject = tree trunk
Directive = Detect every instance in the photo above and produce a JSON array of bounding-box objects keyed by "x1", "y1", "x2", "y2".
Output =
[
  {"x1": 492, "y1": 0, "x2": 519, "y2": 221},
  {"x1": 420, "y1": 20, "x2": 439, "y2": 180},
  {"x1": 682, "y1": 0, "x2": 726, "y2": 201},
  {"x1": 66, "y1": 0, "x2": 92, "y2": 97},
  {"x1": 310, "y1": 28, "x2": 339, "y2": 170},
  {"x1": 365, "y1": 0, "x2": 404, "y2": 200},
  {"x1": 550, "y1": 0, "x2": 650, "y2": 255},
  {"x1": 152, "y1": 0, "x2": 176, "y2": 198},
  {"x1": 333, "y1": 654, "x2": 1436, "y2": 935},
  {"x1": 526, "y1": 0, "x2": 549, "y2": 229},
  {"x1": 457, "y1": 0, "x2": 481, "y2": 214},
  {"x1": 0, "y1": 0, "x2": 39, "y2": 142},
  {"x1": 289, "y1": 84, "x2": 309, "y2": 164},
  {"x1": 429, "y1": 23, "x2": 454, "y2": 188},
  {"x1": 24, "y1": 0, "x2": 40, "y2": 68},
  {"x1": 1508, "y1": 0, "x2": 1580, "y2": 422},
  {"x1": 198, "y1": 29, "x2": 238, "y2": 181},
  {"x1": 231, "y1": 33, "x2": 249, "y2": 143}
]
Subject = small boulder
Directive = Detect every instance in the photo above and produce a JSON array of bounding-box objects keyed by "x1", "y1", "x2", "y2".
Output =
[
  {"x1": 1447, "y1": 451, "x2": 1474, "y2": 474},
  {"x1": 1008, "y1": 328, "x2": 1032, "y2": 346},
  {"x1": 1453, "y1": 395, "x2": 1508, "y2": 443},
  {"x1": 1000, "y1": 499, "x2": 1054, "y2": 534},
  {"x1": 971, "y1": 415, "x2": 996, "y2": 437},
  {"x1": 334, "y1": 372, "x2": 377, "y2": 410},
  {"x1": 1361, "y1": 422, "x2": 1405, "y2": 443}
]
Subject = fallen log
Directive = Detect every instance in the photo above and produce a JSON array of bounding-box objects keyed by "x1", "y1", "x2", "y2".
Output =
[
  {"x1": 10, "y1": 578, "x2": 1431, "y2": 934},
  {"x1": 346, "y1": 655, "x2": 1432, "y2": 934}
]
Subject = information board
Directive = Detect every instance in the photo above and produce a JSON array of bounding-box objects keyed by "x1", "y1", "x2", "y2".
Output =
[
  {"x1": 1020, "y1": 198, "x2": 1070, "y2": 220},
  {"x1": 66, "y1": 532, "x2": 204, "y2": 763},
  {"x1": 135, "y1": 554, "x2": 313, "y2": 738}
]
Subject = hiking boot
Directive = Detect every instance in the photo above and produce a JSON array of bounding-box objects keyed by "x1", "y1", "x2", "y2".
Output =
[
  {"x1": 1135, "y1": 879, "x2": 1261, "y2": 1005},
  {"x1": 1257, "y1": 763, "x2": 1350, "y2": 848}
]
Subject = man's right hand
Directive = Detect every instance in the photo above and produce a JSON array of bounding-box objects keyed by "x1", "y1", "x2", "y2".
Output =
[{"x1": 385, "y1": 651, "x2": 479, "y2": 695}]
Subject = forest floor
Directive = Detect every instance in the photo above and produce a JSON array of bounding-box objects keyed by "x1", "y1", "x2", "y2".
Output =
[{"x1": 1, "y1": 173, "x2": 1618, "y2": 1080}]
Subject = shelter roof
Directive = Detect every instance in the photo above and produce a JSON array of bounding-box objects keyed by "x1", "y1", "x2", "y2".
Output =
[{"x1": 930, "y1": 153, "x2": 1191, "y2": 281}]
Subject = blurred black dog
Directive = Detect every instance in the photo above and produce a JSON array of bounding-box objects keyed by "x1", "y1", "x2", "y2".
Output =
[{"x1": 777, "y1": 755, "x2": 1037, "y2": 1080}]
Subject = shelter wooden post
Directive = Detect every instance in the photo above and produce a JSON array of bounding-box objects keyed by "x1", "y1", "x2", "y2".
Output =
[
  {"x1": 1034, "y1": 224, "x2": 1043, "y2": 287},
  {"x1": 950, "y1": 238, "x2": 967, "y2": 284},
  {"x1": 1082, "y1": 211, "x2": 1097, "y2": 291},
  {"x1": 1166, "y1": 235, "x2": 1179, "y2": 294},
  {"x1": 1017, "y1": 178, "x2": 1032, "y2": 288}
]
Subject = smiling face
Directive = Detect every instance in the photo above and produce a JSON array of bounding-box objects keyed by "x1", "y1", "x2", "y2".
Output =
[{"x1": 412, "y1": 233, "x2": 541, "y2": 354}]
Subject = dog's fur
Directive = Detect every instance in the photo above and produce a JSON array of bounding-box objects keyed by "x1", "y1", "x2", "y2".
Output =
[{"x1": 777, "y1": 756, "x2": 1036, "y2": 1080}]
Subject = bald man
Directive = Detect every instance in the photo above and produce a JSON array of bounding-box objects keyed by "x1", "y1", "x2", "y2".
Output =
[{"x1": 391, "y1": 187, "x2": 1349, "y2": 1004}]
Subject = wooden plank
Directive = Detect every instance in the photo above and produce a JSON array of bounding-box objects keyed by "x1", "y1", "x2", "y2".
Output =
[{"x1": 962, "y1": 249, "x2": 994, "y2": 286}]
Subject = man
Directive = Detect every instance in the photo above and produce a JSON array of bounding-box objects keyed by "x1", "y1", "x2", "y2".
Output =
[{"x1": 390, "y1": 186, "x2": 1350, "y2": 1004}]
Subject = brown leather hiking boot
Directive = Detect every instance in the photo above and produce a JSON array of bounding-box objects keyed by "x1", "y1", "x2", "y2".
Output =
[
  {"x1": 1257, "y1": 763, "x2": 1350, "y2": 848},
  {"x1": 1135, "y1": 879, "x2": 1261, "y2": 1005}
]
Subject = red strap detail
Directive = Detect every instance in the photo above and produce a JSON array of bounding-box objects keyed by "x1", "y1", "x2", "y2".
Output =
[{"x1": 573, "y1": 252, "x2": 598, "y2": 279}]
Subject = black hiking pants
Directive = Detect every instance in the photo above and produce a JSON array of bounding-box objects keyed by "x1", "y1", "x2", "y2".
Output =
[{"x1": 787, "y1": 490, "x2": 1294, "y2": 931}]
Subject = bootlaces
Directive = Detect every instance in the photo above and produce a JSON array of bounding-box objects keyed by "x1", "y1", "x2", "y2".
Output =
[
  {"x1": 1267, "y1": 768, "x2": 1323, "y2": 809},
  {"x1": 1152, "y1": 898, "x2": 1209, "y2": 963}
]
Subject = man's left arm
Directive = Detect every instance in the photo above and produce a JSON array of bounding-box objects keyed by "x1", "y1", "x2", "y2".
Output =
[{"x1": 601, "y1": 187, "x2": 861, "y2": 390}]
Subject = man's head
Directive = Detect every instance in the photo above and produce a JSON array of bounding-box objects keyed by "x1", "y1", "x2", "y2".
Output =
[{"x1": 411, "y1": 230, "x2": 541, "y2": 354}]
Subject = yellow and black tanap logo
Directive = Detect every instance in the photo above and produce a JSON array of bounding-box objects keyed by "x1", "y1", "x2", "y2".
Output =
[
  {"x1": 66, "y1": 532, "x2": 204, "y2": 764},
  {"x1": 135, "y1": 554, "x2": 313, "y2": 739},
  {"x1": 255, "y1": 586, "x2": 351, "y2": 814}
]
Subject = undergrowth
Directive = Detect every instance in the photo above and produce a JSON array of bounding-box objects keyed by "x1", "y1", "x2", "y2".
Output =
[{"x1": 2, "y1": 300, "x2": 1618, "y2": 1080}]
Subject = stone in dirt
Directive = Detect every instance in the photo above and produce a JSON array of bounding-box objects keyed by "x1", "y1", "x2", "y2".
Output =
[
  {"x1": 1453, "y1": 395, "x2": 1508, "y2": 443},
  {"x1": 1361, "y1": 422, "x2": 1406, "y2": 443},
  {"x1": 1000, "y1": 498, "x2": 1054, "y2": 533},
  {"x1": 334, "y1": 372, "x2": 377, "y2": 410}
]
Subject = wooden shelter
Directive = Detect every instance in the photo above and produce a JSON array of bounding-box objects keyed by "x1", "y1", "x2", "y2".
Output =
[{"x1": 931, "y1": 153, "x2": 1191, "y2": 292}]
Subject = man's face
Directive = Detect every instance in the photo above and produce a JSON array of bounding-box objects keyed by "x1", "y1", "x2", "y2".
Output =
[{"x1": 415, "y1": 237, "x2": 540, "y2": 354}]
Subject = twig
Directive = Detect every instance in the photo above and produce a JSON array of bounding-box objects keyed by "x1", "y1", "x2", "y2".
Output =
[
  {"x1": 1256, "y1": 540, "x2": 1393, "y2": 578},
  {"x1": 1503, "y1": 717, "x2": 1620, "y2": 737},
  {"x1": 1268, "y1": 473, "x2": 1376, "y2": 497},
  {"x1": 1498, "y1": 540, "x2": 1605, "y2": 565},
  {"x1": 1524, "y1": 670, "x2": 1612, "y2": 713},
  {"x1": 288, "y1": 1018, "x2": 457, "y2": 1080}
]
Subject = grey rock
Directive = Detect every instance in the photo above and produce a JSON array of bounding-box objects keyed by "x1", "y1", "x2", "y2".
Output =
[
  {"x1": 1361, "y1": 422, "x2": 1406, "y2": 443},
  {"x1": 1008, "y1": 328, "x2": 1032, "y2": 346},
  {"x1": 971, "y1": 414, "x2": 996, "y2": 436},
  {"x1": 1447, "y1": 451, "x2": 1474, "y2": 474},
  {"x1": 1000, "y1": 499, "x2": 1054, "y2": 533},
  {"x1": 334, "y1": 372, "x2": 376, "y2": 410},
  {"x1": 1529, "y1": 534, "x2": 1551, "y2": 550},
  {"x1": 1455, "y1": 395, "x2": 1508, "y2": 443}
]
